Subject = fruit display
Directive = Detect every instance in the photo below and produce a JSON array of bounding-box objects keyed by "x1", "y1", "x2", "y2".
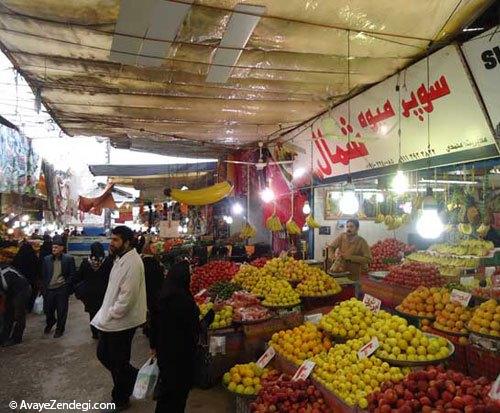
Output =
[
  {"x1": 233, "y1": 264, "x2": 263, "y2": 290},
  {"x1": 383, "y1": 262, "x2": 444, "y2": 289},
  {"x1": 305, "y1": 214, "x2": 321, "y2": 229},
  {"x1": 250, "y1": 375, "x2": 330, "y2": 413},
  {"x1": 319, "y1": 298, "x2": 377, "y2": 339},
  {"x1": 433, "y1": 300, "x2": 472, "y2": 335},
  {"x1": 369, "y1": 238, "x2": 415, "y2": 272},
  {"x1": 396, "y1": 287, "x2": 450, "y2": 318},
  {"x1": 199, "y1": 302, "x2": 234, "y2": 329},
  {"x1": 313, "y1": 338, "x2": 406, "y2": 409},
  {"x1": 223, "y1": 362, "x2": 275, "y2": 396},
  {"x1": 249, "y1": 257, "x2": 268, "y2": 268},
  {"x1": 169, "y1": 181, "x2": 233, "y2": 205},
  {"x1": 295, "y1": 270, "x2": 341, "y2": 297},
  {"x1": 270, "y1": 323, "x2": 332, "y2": 364},
  {"x1": 256, "y1": 277, "x2": 301, "y2": 308},
  {"x1": 240, "y1": 223, "x2": 257, "y2": 239},
  {"x1": 227, "y1": 290, "x2": 273, "y2": 323},
  {"x1": 207, "y1": 281, "x2": 243, "y2": 301},
  {"x1": 472, "y1": 287, "x2": 500, "y2": 300},
  {"x1": 430, "y1": 239, "x2": 494, "y2": 257},
  {"x1": 266, "y1": 213, "x2": 283, "y2": 232},
  {"x1": 190, "y1": 260, "x2": 239, "y2": 294},
  {"x1": 262, "y1": 256, "x2": 325, "y2": 283},
  {"x1": 406, "y1": 252, "x2": 478, "y2": 277},
  {"x1": 367, "y1": 365, "x2": 499, "y2": 413},
  {"x1": 285, "y1": 218, "x2": 301, "y2": 235},
  {"x1": 467, "y1": 299, "x2": 500, "y2": 338}
]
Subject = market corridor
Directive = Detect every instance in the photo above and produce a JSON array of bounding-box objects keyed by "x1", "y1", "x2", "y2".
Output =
[{"x1": 0, "y1": 298, "x2": 231, "y2": 413}]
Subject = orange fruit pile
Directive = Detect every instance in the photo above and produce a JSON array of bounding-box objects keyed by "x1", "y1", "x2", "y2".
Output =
[
  {"x1": 468, "y1": 299, "x2": 500, "y2": 337},
  {"x1": 397, "y1": 287, "x2": 449, "y2": 318},
  {"x1": 433, "y1": 300, "x2": 472, "y2": 334}
]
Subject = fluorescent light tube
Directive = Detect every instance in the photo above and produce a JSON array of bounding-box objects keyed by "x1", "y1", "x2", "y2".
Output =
[{"x1": 206, "y1": 3, "x2": 266, "y2": 83}]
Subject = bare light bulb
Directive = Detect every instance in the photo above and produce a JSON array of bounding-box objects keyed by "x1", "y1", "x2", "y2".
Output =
[
  {"x1": 339, "y1": 190, "x2": 359, "y2": 215},
  {"x1": 416, "y1": 210, "x2": 444, "y2": 239},
  {"x1": 302, "y1": 201, "x2": 311, "y2": 215},
  {"x1": 391, "y1": 170, "x2": 409, "y2": 194},
  {"x1": 260, "y1": 187, "x2": 275, "y2": 203},
  {"x1": 232, "y1": 202, "x2": 244, "y2": 215},
  {"x1": 293, "y1": 167, "x2": 306, "y2": 179}
]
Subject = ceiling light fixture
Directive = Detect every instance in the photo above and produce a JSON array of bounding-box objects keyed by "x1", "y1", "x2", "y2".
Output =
[{"x1": 206, "y1": 4, "x2": 266, "y2": 83}]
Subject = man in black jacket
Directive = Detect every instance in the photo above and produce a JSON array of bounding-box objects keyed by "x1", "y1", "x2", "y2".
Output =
[
  {"x1": 42, "y1": 235, "x2": 76, "y2": 338},
  {"x1": 0, "y1": 263, "x2": 32, "y2": 346}
]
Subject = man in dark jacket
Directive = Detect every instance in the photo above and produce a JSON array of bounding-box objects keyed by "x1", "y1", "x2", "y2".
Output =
[
  {"x1": 42, "y1": 235, "x2": 76, "y2": 338},
  {"x1": 0, "y1": 263, "x2": 32, "y2": 346}
]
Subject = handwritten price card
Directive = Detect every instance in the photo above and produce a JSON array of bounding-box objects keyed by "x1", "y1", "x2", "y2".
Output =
[
  {"x1": 256, "y1": 347, "x2": 276, "y2": 368},
  {"x1": 363, "y1": 294, "x2": 381, "y2": 313},
  {"x1": 358, "y1": 337, "x2": 380, "y2": 360},
  {"x1": 292, "y1": 360, "x2": 316, "y2": 381},
  {"x1": 450, "y1": 289, "x2": 472, "y2": 307}
]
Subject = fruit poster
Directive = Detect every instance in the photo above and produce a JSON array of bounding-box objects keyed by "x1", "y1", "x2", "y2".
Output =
[{"x1": 277, "y1": 45, "x2": 498, "y2": 186}]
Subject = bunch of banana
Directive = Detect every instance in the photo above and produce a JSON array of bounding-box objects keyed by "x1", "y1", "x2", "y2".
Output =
[
  {"x1": 458, "y1": 223, "x2": 473, "y2": 235},
  {"x1": 169, "y1": 181, "x2": 233, "y2": 206},
  {"x1": 375, "y1": 213, "x2": 385, "y2": 224},
  {"x1": 266, "y1": 214, "x2": 283, "y2": 232},
  {"x1": 286, "y1": 218, "x2": 301, "y2": 235},
  {"x1": 305, "y1": 214, "x2": 320, "y2": 228},
  {"x1": 477, "y1": 223, "x2": 490, "y2": 237},
  {"x1": 401, "y1": 213, "x2": 410, "y2": 225},
  {"x1": 240, "y1": 223, "x2": 257, "y2": 239}
]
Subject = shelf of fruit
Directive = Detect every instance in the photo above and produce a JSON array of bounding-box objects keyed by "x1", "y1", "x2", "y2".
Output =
[
  {"x1": 396, "y1": 287, "x2": 450, "y2": 319},
  {"x1": 190, "y1": 260, "x2": 239, "y2": 295},
  {"x1": 207, "y1": 281, "x2": 243, "y2": 301},
  {"x1": 406, "y1": 251, "x2": 478, "y2": 277},
  {"x1": 198, "y1": 302, "x2": 234, "y2": 330},
  {"x1": 429, "y1": 239, "x2": 495, "y2": 257},
  {"x1": 433, "y1": 299, "x2": 472, "y2": 336},
  {"x1": 295, "y1": 270, "x2": 342, "y2": 298},
  {"x1": 382, "y1": 262, "x2": 444, "y2": 289},
  {"x1": 222, "y1": 362, "x2": 278, "y2": 397},
  {"x1": 467, "y1": 299, "x2": 499, "y2": 339},
  {"x1": 226, "y1": 291, "x2": 273, "y2": 324},
  {"x1": 367, "y1": 365, "x2": 499, "y2": 412},
  {"x1": 269, "y1": 324, "x2": 332, "y2": 365},
  {"x1": 369, "y1": 238, "x2": 415, "y2": 272},
  {"x1": 251, "y1": 276, "x2": 301, "y2": 308}
]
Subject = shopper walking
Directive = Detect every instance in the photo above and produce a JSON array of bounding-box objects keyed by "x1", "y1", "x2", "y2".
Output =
[
  {"x1": 91, "y1": 226, "x2": 146, "y2": 412},
  {"x1": 74, "y1": 242, "x2": 113, "y2": 339},
  {"x1": 12, "y1": 242, "x2": 41, "y2": 311},
  {"x1": 42, "y1": 235, "x2": 76, "y2": 338},
  {"x1": 39, "y1": 234, "x2": 53, "y2": 261},
  {"x1": 0, "y1": 263, "x2": 32, "y2": 346},
  {"x1": 150, "y1": 261, "x2": 210, "y2": 413}
]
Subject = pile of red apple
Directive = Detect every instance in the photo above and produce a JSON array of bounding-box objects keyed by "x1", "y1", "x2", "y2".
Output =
[
  {"x1": 383, "y1": 262, "x2": 444, "y2": 289},
  {"x1": 190, "y1": 260, "x2": 239, "y2": 294},
  {"x1": 251, "y1": 375, "x2": 330, "y2": 413},
  {"x1": 368, "y1": 365, "x2": 499, "y2": 413},
  {"x1": 250, "y1": 257, "x2": 268, "y2": 268},
  {"x1": 370, "y1": 239, "x2": 415, "y2": 271}
]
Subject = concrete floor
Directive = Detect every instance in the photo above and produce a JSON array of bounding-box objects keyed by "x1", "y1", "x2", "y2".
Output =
[{"x1": 0, "y1": 297, "x2": 232, "y2": 413}]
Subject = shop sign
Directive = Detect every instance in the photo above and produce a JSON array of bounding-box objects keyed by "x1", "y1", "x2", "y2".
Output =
[
  {"x1": 461, "y1": 26, "x2": 500, "y2": 132},
  {"x1": 363, "y1": 294, "x2": 381, "y2": 313},
  {"x1": 450, "y1": 289, "x2": 472, "y2": 307},
  {"x1": 358, "y1": 337, "x2": 380, "y2": 360},
  {"x1": 256, "y1": 346, "x2": 276, "y2": 368},
  {"x1": 281, "y1": 45, "x2": 497, "y2": 185},
  {"x1": 292, "y1": 360, "x2": 316, "y2": 381}
]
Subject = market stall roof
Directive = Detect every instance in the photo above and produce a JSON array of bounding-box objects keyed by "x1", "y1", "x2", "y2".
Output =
[
  {"x1": 89, "y1": 161, "x2": 217, "y2": 177},
  {"x1": 0, "y1": 0, "x2": 492, "y2": 157}
]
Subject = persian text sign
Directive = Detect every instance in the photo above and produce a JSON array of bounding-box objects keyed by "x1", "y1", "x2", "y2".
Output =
[
  {"x1": 256, "y1": 347, "x2": 276, "y2": 368},
  {"x1": 450, "y1": 289, "x2": 472, "y2": 307},
  {"x1": 292, "y1": 360, "x2": 316, "y2": 381},
  {"x1": 358, "y1": 337, "x2": 380, "y2": 360},
  {"x1": 289, "y1": 45, "x2": 496, "y2": 183}
]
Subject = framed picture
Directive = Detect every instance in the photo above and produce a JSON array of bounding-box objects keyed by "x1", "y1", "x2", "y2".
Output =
[{"x1": 324, "y1": 190, "x2": 377, "y2": 220}]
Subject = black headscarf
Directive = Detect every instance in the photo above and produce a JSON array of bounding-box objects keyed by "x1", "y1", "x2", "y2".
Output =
[
  {"x1": 12, "y1": 242, "x2": 40, "y2": 283},
  {"x1": 161, "y1": 260, "x2": 191, "y2": 297},
  {"x1": 90, "y1": 242, "x2": 105, "y2": 259}
]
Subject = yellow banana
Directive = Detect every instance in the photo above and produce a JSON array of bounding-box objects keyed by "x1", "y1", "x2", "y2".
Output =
[
  {"x1": 266, "y1": 214, "x2": 283, "y2": 232},
  {"x1": 240, "y1": 223, "x2": 257, "y2": 239},
  {"x1": 170, "y1": 181, "x2": 233, "y2": 205},
  {"x1": 286, "y1": 219, "x2": 301, "y2": 235},
  {"x1": 306, "y1": 214, "x2": 320, "y2": 229},
  {"x1": 375, "y1": 213, "x2": 385, "y2": 224}
]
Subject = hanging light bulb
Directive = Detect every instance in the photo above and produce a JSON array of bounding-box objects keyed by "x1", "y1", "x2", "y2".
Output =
[
  {"x1": 231, "y1": 202, "x2": 244, "y2": 215},
  {"x1": 391, "y1": 170, "x2": 409, "y2": 194},
  {"x1": 416, "y1": 188, "x2": 444, "y2": 239},
  {"x1": 22, "y1": 214, "x2": 30, "y2": 222},
  {"x1": 3, "y1": 217, "x2": 9, "y2": 223},
  {"x1": 293, "y1": 167, "x2": 306, "y2": 179},
  {"x1": 7, "y1": 228, "x2": 14, "y2": 235},
  {"x1": 339, "y1": 186, "x2": 359, "y2": 215},
  {"x1": 376, "y1": 193, "x2": 384, "y2": 203},
  {"x1": 260, "y1": 187, "x2": 275, "y2": 203},
  {"x1": 302, "y1": 224, "x2": 309, "y2": 232},
  {"x1": 223, "y1": 215, "x2": 233, "y2": 225},
  {"x1": 302, "y1": 201, "x2": 311, "y2": 215}
]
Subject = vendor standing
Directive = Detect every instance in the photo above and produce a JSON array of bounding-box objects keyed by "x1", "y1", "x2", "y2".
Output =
[{"x1": 327, "y1": 219, "x2": 371, "y2": 281}]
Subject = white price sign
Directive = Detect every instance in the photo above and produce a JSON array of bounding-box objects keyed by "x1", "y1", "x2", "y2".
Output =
[
  {"x1": 358, "y1": 337, "x2": 380, "y2": 360},
  {"x1": 256, "y1": 347, "x2": 276, "y2": 368},
  {"x1": 195, "y1": 289, "x2": 207, "y2": 298},
  {"x1": 363, "y1": 294, "x2": 381, "y2": 313},
  {"x1": 304, "y1": 313, "x2": 323, "y2": 325},
  {"x1": 450, "y1": 289, "x2": 472, "y2": 307},
  {"x1": 292, "y1": 360, "x2": 316, "y2": 381},
  {"x1": 489, "y1": 374, "x2": 500, "y2": 400}
]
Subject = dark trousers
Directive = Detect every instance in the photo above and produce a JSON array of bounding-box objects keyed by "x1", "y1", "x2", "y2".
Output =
[
  {"x1": 2, "y1": 286, "x2": 31, "y2": 343},
  {"x1": 96, "y1": 327, "x2": 138, "y2": 405},
  {"x1": 88, "y1": 308, "x2": 99, "y2": 338},
  {"x1": 155, "y1": 381, "x2": 190, "y2": 413},
  {"x1": 44, "y1": 285, "x2": 69, "y2": 332}
]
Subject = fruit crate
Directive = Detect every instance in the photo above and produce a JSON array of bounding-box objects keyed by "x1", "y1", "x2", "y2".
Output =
[
  {"x1": 466, "y1": 344, "x2": 500, "y2": 381},
  {"x1": 426, "y1": 326, "x2": 469, "y2": 375}
]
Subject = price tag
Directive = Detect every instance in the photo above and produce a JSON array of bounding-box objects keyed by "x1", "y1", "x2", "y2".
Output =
[
  {"x1": 292, "y1": 360, "x2": 316, "y2": 381},
  {"x1": 489, "y1": 374, "x2": 500, "y2": 400},
  {"x1": 363, "y1": 294, "x2": 381, "y2": 313},
  {"x1": 304, "y1": 313, "x2": 322, "y2": 325},
  {"x1": 450, "y1": 289, "x2": 472, "y2": 307},
  {"x1": 256, "y1": 346, "x2": 276, "y2": 368},
  {"x1": 460, "y1": 276, "x2": 475, "y2": 287},
  {"x1": 194, "y1": 288, "x2": 207, "y2": 298},
  {"x1": 358, "y1": 337, "x2": 380, "y2": 360}
]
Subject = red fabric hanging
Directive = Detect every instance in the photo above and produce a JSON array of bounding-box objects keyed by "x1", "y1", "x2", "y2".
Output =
[{"x1": 78, "y1": 183, "x2": 117, "y2": 216}]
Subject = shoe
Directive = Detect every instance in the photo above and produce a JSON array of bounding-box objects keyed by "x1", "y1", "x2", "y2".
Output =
[
  {"x1": 53, "y1": 330, "x2": 64, "y2": 338},
  {"x1": 44, "y1": 325, "x2": 54, "y2": 334},
  {"x1": 2, "y1": 339, "x2": 21, "y2": 347},
  {"x1": 101, "y1": 400, "x2": 131, "y2": 412}
]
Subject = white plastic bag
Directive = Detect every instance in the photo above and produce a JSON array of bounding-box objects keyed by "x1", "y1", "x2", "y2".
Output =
[
  {"x1": 33, "y1": 295, "x2": 44, "y2": 315},
  {"x1": 132, "y1": 357, "x2": 159, "y2": 400}
]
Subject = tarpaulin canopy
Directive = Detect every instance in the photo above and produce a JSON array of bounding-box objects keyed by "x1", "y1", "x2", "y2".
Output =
[{"x1": 0, "y1": 0, "x2": 492, "y2": 157}]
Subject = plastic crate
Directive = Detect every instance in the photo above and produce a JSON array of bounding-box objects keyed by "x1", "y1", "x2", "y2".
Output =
[{"x1": 466, "y1": 345, "x2": 500, "y2": 381}]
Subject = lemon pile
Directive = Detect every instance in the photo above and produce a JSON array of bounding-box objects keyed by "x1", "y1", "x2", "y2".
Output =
[
  {"x1": 252, "y1": 276, "x2": 301, "y2": 307},
  {"x1": 223, "y1": 362, "x2": 270, "y2": 395},
  {"x1": 296, "y1": 270, "x2": 341, "y2": 297},
  {"x1": 233, "y1": 264, "x2": 263, "y2": 290},
  {"x1": 313, "y1": 339, "x2": 407, "y2": 409},
  {"x1": 199, "y1": 303, "x2": 234, "y2": 329}
]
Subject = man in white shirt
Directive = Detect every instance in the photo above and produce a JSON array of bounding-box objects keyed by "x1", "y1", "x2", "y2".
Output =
[{"x1": 92, "y1": 226, "x2": 146, "y2": 412}]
